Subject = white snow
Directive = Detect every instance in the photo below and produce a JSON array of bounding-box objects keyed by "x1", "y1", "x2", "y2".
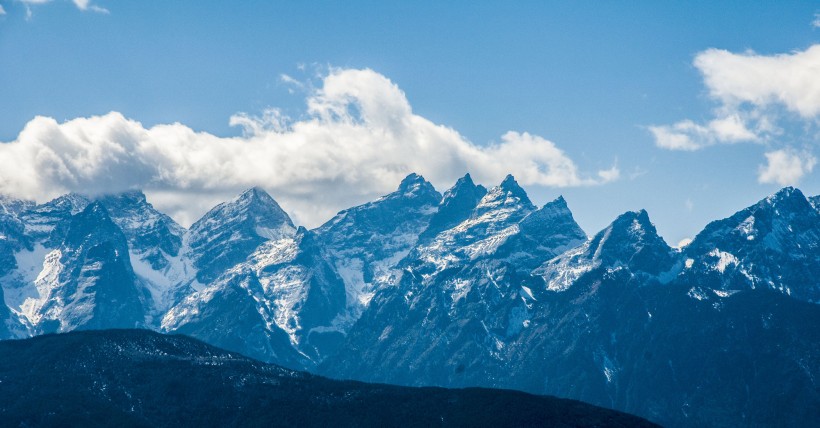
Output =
[
  {"x1": 129, "y1": 249, "x2": 197, "y2": 315},
  {"x1": 687, "y1": 287, "x2": 709, "y2": 301},
  {"x1": 713, "y1": 289, "x2": 740, "y2": 298},
  {"x1": 708, "y1": 249, "x2": 740, "y2": 273},
  {"x1": 535, "y1": 244, "x2": 595, "y2": 292},
  {"x1": 1, "y1": 245, "x2": 49, "y2": 313}
]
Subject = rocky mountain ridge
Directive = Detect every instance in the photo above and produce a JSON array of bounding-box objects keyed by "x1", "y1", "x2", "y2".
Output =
[{"x1": 0, "y1": 176, "x2": 818, "y2": 427}]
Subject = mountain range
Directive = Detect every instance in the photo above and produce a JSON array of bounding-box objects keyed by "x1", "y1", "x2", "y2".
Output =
[{"x1": 1, "y1": 173, "x2": 818, "y2": 426}]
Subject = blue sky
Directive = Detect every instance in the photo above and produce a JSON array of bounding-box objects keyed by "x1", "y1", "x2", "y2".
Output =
[{"x1": 1, "y1": 1, "x2": 819, "y2": 245}]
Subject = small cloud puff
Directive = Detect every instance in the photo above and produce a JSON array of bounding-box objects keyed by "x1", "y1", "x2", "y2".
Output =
[
  {"x1": 0, "y1": 68, "x2": 617, "y2": 227},
  {"x1": 758, "y1": 149, "x2": 816, "y2": 186}
]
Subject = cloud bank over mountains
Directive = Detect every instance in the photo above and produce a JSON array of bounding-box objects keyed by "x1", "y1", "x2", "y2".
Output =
[
  {"x1": 650, "y1": 44, "x2": 820, "y2": 185},
  {"x1": 0, "y1": 68, "x2": 617, "y2": 227}
]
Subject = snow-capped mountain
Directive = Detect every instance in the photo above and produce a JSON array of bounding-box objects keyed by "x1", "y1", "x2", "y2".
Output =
[
  {"x1": 185, "y1": 187, "x2": 296, "y2": 285},
  {"x1": 324, "y1": 198, "x2": 820, "y2": 427},
  {"x1": 680, "y1": 187, "x2": 820, "y2": 303},
  {"x1": 0, "y1": 175, "x2": 818, "y2": 426},
  {"x1": 323, "y1": 175, "x2": 587, "y2": 384},
  {"x1": 163, "y1": 226, "x2": 347, "y2": 368},
  {"x1": 163, "y1": 174, "x2": 444, "y2": 367},
  {"x1": 25, "y1": 202, "x2": 145, "y2": 333},
  {"x1": 314, "y1": 173, "x2": 442, "y2": 319},
  {"x1": 535, "y1": 209, "x2": 677, "y2": 292}
]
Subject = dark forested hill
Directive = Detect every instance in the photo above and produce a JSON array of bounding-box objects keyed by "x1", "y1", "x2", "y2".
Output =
[{"x1": 0, "y1": 329, "x2": 657, "y2": 427}]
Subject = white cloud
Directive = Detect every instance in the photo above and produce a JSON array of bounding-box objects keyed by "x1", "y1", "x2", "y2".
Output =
[
  {"x1": 757, "y1": 149, "x2": 817, "y2": 186},
  {"x1": 695, "y1": 45, "x2": 820, "y2": 119},
  {"x1": 651, "y1": 44, "x2": 820, "y2": 149},
  {"x1": 812, "y1": 12, "x2": 820, "y2": 29},
  {"x1": 0, "y1": 5, "x2": 6, "y2": 15},
  {"x1": 0, "y1": 68, "x2": 617, "y2": 228},
  {"x1": 650, "y1": 44, "x2": 820, "y2": 184}
]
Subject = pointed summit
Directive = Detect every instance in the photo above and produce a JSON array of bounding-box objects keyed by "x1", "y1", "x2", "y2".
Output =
[
  {"x1": 499, "y1": 173, "x2": 517, "y2": 189},
  {"x1": 490, "y1": 195, "x2": 587, "y2": 268},
  {"x1": 472, "y1": 174, "x2": 535, "y2": 220},
  {"x1": 192, "y1": 187, "x2": 295, "y2": 235},
  {"x1": 518, "y1": 195, "x2": 586, "y2": 249},
  {"x1": 238, "y1": 186, "x2": 268, "y2": 201},
  {"x1": 393, "y1": 173, "x2": 440, "y2": 201},
  {"x1": 63, "y1": 202, "x2": 120, "y2": 247},
  {"x1": 683, "y1": 186, "x2": 820, "y2": 302},
  {"x1": 187, "y1": 188, "x2": 296, "y2": 283},
  {"x1": 96, "y1": 190, "x2": 186, "y2": 269},
  {"x1": 499, "y1": 174, "x2": 531, "y2": 203},
  {"x1": 536, "y1": 209, "x2": 674, "y2": 291},
  {"x1": 688, "y1": 186, "x2": 816, "y2": 257},
  {"x1": 580, "y1": 210, "x2": 672, "y2": 273},
  {"x1": 398, "y1": 172, "x2": 424, "y2": 188},
  {"x1": 420, "y1": 174, "x2": 488, "y2": 241}
]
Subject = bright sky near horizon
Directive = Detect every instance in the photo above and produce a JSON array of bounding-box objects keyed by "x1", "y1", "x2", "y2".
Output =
[{"x1": 1, "y1": 1, "x2": 819, "y2": 245}]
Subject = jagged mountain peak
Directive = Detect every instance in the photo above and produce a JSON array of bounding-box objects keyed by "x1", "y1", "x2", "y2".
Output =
[
  {"x1": 536, "y1": 209, "x2": 673, "y2": 291},
  {"x1": 592, "y1": 209, "x2": 669, "y2": 253},
  {"x1": 191, "y1": 187, "x2": 295, "y2": 235},
  {"x1": 0, "y1": 195, "x2": 35, "y2": 216},
  {"x1": 445, "y1": 173, "x2": 485, "y2": 196},
  {"x1": 385, "y1": 173, "x2": 440, "y2": 201},
  {"x1": 518, "y1": 196, "x2": 586, "y2": 243},
  {"x1": 29, "y1": 192, "x2": 91, "y2": 216},
  {"x1": 537, "y1": 196, "x2": 571, "y2": 218},
  {"x1": 63, "y1": 202, "x2": 120, "y2": 246},
  {"x1": 499, "y1": 174, "x2": 532, "y2": 204},
  {"x1": 96, "y1": 190, "x2": 186, "y2": 273},
  {"x1": 766, "y1": 185, "x2": 799, "y2": 202},
  {"x1": 473, "y1": 174, "x2": 535, "y2": 218},
  {"x1": 682, "y1": 186, "x2": 820, "y2": 302},
  {"x1": 186, "y1": 188, "x2": 296, "y2": 284},
  {"x1": 749, "y1": 186, "x2": 815, "y2": 218},
  {"x1": 237, "y1": 185, "x2": 271, "y2": 202},
  {"x1": 419, "y1": 174, "x2": 488, "y2": 241},
  {"x1": 687, "y1": 186, "x2": 817, "y2": 254}
]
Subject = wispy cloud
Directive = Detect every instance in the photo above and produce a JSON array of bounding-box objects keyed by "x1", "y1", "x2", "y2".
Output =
[
  {"x1": 0, "y1": 5, "x2": 6, "y2": 15},
  {"x1": 0, "y1": 68, "x2": 618, "y2": 227},
  {"x1": 18, "y1": 0, "x2": 108, "y2": 17},
  {"x1": 650, "y1": 44, "x2": 820, "y2": 185},
  {"x1": 813, "y1": 12, "x2": 820, "y2": 29},
  {"x1": 648, "y1": 114, "x2": 758, "y2": 151}
]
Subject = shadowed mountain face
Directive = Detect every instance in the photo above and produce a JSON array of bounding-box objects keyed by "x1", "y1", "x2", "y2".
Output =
[
  {"x1": 0, "y1": 329, "x2": 658, "y2": 427},
  {"x1": 0, "y1": 176, "x2": 819, "y2": 427}
]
